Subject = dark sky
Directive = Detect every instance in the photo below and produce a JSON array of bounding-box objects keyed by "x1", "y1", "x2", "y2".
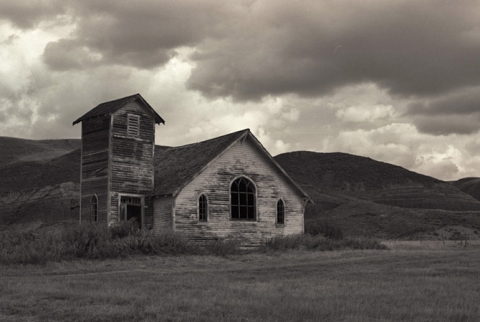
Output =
[{"x1": 1, "y1": 0, "x2": 480, "y2": 180}]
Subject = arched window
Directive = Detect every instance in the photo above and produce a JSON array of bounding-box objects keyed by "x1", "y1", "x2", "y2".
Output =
[
  {"x1": 277, "y1": 199, "x2": 285, "y2": 224},
  {"x1": 198, "y1": 194, "x2": 208, "y2": 222},
  {"x1": 231, "y1": 177, "x2": 256, "y2": 220},
  {"x1": 91, "y1": 195, "x2": 98, "y2": 223}
]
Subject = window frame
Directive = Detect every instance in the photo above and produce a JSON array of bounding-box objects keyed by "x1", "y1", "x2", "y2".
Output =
[
  {"x1": 276, "y1": 198, "x2": 285, "y2": 225},
  {"x1": 230, "y1": 176, "x2": 257, "y2": 221},
  {"x1": 90, "y1": 194, "x2": 98, "y2": 223},
  {"x1": 118, "y1": 193, "x2": 145, "y2": 228},
  {"x1": 198, "y1": 194, "x2": 208, "y2": 222}
]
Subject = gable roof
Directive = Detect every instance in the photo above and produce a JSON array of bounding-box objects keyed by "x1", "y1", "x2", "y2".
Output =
[
  {"x1": 152, "y1": 129, "x2": 311, "y2": 203},
  {"x1": 153, "y1": 129, "x2": 248, "y2": 196},
  {"x1": 72, "y1": 93, "x2": 165, "y2": 125}
]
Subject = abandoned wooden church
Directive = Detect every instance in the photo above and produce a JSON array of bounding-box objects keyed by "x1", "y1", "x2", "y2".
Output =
[{"x1": 73, "y1": 94, "x2": 310, "y2": 245}]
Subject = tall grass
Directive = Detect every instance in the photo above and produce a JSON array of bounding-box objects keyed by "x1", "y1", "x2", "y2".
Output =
[
  {"x1": 0, "y1": 221, "x2": 386, "y2": 265},
  {"x1": 0, "y1": 222, "x2": 241, "y2": 265},
  {"x1": 305, "y1": 220, "x2": 344, "y2": 239},
  {"x1": 263, "y1": 234, "x2": 387, "y2": 251}
]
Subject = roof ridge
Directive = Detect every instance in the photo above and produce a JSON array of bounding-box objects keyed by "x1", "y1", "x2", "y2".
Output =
[
  {"x1": 167, "y1": 129, "x2": 249, "y2": 149},
  {"x1": 93, "y1": 93, "x2": 140, "y2": 107}
]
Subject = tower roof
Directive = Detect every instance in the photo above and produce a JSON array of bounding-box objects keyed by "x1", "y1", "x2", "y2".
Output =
[{"x1": 72, "y1": 93, "x2": 164, "y2": 125}]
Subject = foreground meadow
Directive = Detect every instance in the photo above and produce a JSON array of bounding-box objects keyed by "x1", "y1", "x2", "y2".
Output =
[{"x1": 1, "y1": 244, "x2": 479, "y2": 322}]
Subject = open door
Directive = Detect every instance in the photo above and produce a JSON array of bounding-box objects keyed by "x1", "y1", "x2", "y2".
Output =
[{"x1": 120, "y1": 196, "x2": 144, "y2": 228}]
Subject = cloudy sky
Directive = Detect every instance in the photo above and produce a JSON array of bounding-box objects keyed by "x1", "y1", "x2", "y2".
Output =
[{"x1": 1, "y1": 0, "x2": 480, "y2": 181}]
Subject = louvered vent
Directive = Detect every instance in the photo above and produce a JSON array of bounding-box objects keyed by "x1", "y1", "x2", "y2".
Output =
[{"x1": 127, "y1": 114, "x2": 140, "y2": 137}]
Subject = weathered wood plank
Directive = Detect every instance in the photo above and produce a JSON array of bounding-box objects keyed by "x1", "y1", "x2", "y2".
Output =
[
  {"x1": 107, "y1": 101, "x2": 156, "y2": 225},
  {"x1": 169, "y1": 137, "x2": 304, "y2": 246},
  {"x1": 80, "y1": 115, "x2": 110, "y2": 224},
  {"x1": 153, "y1": 196, "x2": 173, "y2": 234}
]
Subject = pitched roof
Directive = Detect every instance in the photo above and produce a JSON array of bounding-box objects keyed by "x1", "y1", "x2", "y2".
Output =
[
  {"x1": 72, "y1": 93, "x2": 164, "y2": 125},
  {"x1": 152, "y1": 129, "x2": 311, "y2": 203},
  {"x1": 152, "y1": 129, "x2": 248, "y2": 196}
]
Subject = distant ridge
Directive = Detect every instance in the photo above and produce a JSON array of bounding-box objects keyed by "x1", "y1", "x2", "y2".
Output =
[
  {"x1": 274, "y1": 151, "x2": 480, "y2": 239},
  {"x1": 451, "y1": 177, "x2": 480, "y2": 201},
  {"x1": 0, "y1": 137, "x2": 81, "y2": 225},
  {"x1": 0, "y1": 137, "x2": 80, "y2": 169},
  {"x1": 274, "y1": 151, "x2": 480, "y2": 211}
]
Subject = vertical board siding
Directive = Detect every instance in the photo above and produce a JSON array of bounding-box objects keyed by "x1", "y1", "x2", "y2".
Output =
[
  {"x1": 144, "y1": 198, "x2": 154, "y2": 229},
  {"x1": 109, "y1": 193, "x2": 119, "y2": 225},
  {"x1": 153, "y1": 196, "x2": 173, "y2": 234},
  {"x1": 174, "y1": 137, "x2": 304, "y2": 247},
  {"x1": 80, "y1": 116, "x2": 110, "y2": 224},
  {"x1": 109, "y1": 102, "x2": 156, "y2": 222}
]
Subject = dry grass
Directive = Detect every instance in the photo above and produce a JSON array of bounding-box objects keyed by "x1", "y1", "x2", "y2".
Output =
[
  {"x1": 0, "y1": 223, "x2": 386, "y2": 265},
  {"x1": 383, "y1": 239, "x2": 480, "y2": 250},
  {"x1": 1, "y1": 248, "x2": 480, "y2": 321}
]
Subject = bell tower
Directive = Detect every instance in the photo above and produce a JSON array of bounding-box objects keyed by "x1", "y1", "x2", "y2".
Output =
[{"x1": 73, "y1": 94, "x2": 164, "y2": 226}]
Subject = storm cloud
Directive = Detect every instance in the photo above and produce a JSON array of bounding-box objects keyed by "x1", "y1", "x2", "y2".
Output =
[
  {"x1": 1, "y1": 0, "x2": 480, "y2": 181},
  {"x1": 42, "y1": 0, "x2": 231, "y2": 70},
  {"x1": 31, "y1": 0, "x2": 480, "y2": 101},
  {"x1": 187, "y1": 0, "x2": 480, "y2": 101},
  {"x1": 407, "y1": 87, "x2": 480, "y2": 135}
]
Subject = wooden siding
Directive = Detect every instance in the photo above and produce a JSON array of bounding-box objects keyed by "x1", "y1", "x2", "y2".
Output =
[
  {"x1": 80, "y1": 116, "x2": 110, "y2": 224},
  {"x1": 153, "y1": 196, "x2": 174, "y2": 235},
  {"x1": 109, "y1": 193, "x2": 119, "y2": 225},
  {"x1": 173, "y1": 137, "x2": 305, "y2": 247},
  {"x1": 145, "y1": 197, "x2": 154, "y2": 229},
  {"x1": 108, "y1": 102, "x2": 156, "y2": 223}
]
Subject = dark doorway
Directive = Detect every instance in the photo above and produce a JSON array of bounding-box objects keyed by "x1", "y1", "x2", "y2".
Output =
[
  {"x1": 127, "y1": 204, "x2": 142, "y2": 228},
  {"x1": 120, "y1": 196, "x2": 144, "y2": 229}
]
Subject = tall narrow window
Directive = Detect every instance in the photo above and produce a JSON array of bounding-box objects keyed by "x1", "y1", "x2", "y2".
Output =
[
  {"x1": 198, "y1": 194, "x2": 208, "y2": 222},
  {"x1": 91, "y1": 195, "x2": 98, "y2": 223},
  {"x1": 127, "y1": 114, "x2": 140, "y2": 137},
  {"x1": 231, "y1": 177, "x2": 256, "y2": 220},
  {"x1": 277, "y1": 199, "x2": 285, "y2": 224}
]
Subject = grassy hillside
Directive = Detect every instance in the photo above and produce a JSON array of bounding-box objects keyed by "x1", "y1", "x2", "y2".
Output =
[
  {"x1": 274, "y1": 151, "x2": 480, "y2": 239},
  {"x1": 451, "y1": 177, "x2": 480, "y2": 201},
  {"x1": 0, "y1": 138, "x2": 80, "y2": 225},
  {"x1": 274, "y1": 151, "x2": 480, "y2": 211},
  {"x1": 0, "y1": 149, "x2": 80, "y2": 193},
  {"x1": 0, "y1": 137, "x2": 80, "y2": 168}
]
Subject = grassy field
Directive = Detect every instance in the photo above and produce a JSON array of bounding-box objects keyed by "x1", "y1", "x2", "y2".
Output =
[{"x1": 1, "y1": 245, "x2": 479, "y2": 322}]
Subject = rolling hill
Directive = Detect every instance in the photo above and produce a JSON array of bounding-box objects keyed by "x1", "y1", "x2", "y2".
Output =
[
  {"x1": 451, "y1": 177, "x2": 480, "y2": 202},
  {"x1": 0, "y1": 138, "x2": 80, "y2": 226},
  {"x1": 1, "y1": 137, "x2": 480, "y2": 239},
  {"x1": 0, "y1": 137, "x2": 80, "y2": 169},
  {"x1": 275, "y1": 151, "x2": 480, "y2": 239}
]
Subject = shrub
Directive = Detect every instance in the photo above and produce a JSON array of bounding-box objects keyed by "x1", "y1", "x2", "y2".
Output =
[
  {"x1": 0, "y1": 224, "x2": 244, "y2": 265},
  {"x1": 110, "y1": 219, "x2": 141, "y2": 239},
  {"x1": 62, "y1": 223, "x2": 111, "y2": 258},
  {"x1": 306, "y1": 221, "x2": 344, "y2": 240},
  {"x1": 205, "y1": 238, "x2": 241, "y2": 257},
  {"x1": 263, "y1": 234, "x2": 387, "y2": 252}
]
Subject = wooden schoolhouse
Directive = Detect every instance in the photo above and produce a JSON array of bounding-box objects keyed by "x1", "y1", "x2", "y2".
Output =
[{"x1": 73, "y1": 94, "x2": 310, "y2": 246}]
